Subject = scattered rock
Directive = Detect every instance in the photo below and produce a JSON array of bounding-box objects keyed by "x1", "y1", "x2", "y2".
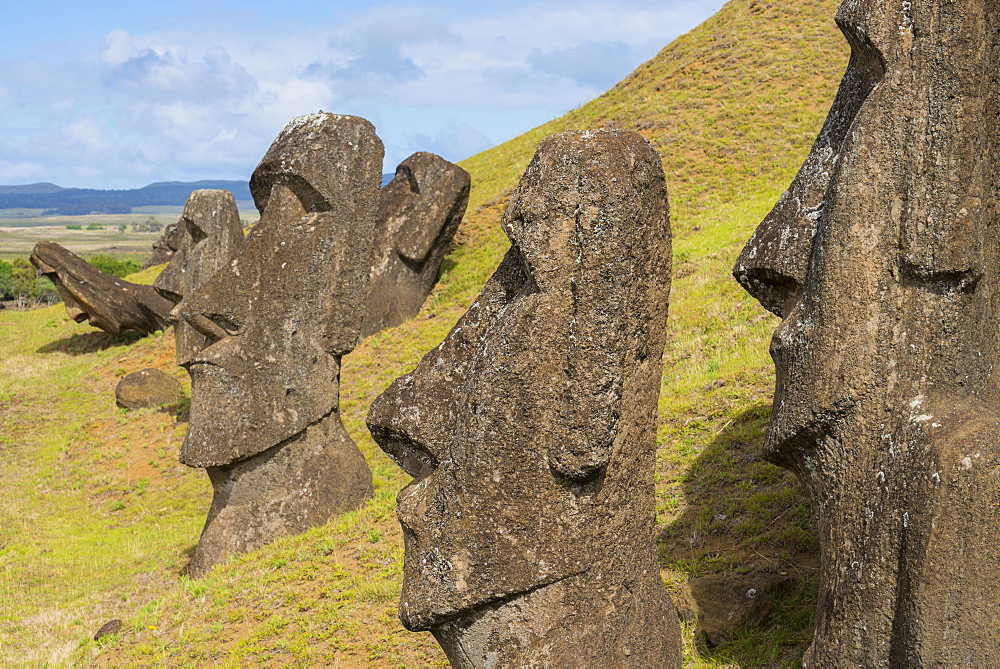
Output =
[
  {"x1": 93, "y1": 618, "x2": 123, "y2": 641},
  {"x1": 115, "y1": 368, "x2": 183, "y2": 410},
  {"x1": 361, "y1": 152, "x2": 470, "y2": 337},
  {"x1": 176, "y1": 112, "x2": 380, "y2": 577},
  {"x1": 674, "y1": 573, "x2": 795, "y2": 646},
  {"x1": 368, "y1": 129, "x2": 681, "y2": 667},
  {"x1": 30, "y1": 241, "x2": 174, "y2": 336}
]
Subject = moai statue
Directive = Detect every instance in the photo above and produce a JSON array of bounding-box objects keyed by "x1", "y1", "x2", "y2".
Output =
[
  {"x1": 175, "y1": 113, "x2": 382, "y2": 577},
  {"x1": 368, "y1": 130, "x2": 682, "y2": 667},
  {"x1": 734, "y1": 1, "x2": 1000, "y2": 664},
  {"x1": 30, "y1": 240, "x2": 173, "y2": 335},
  {"x1": 360, "y1": 152, "x2": 470, "y2": 338},
  {"x1": 143, "y1": 222, "x2": 185, "y2": 269},
  {"x1": 153, "y1": 189, "x2": 244, "y2": 364}
]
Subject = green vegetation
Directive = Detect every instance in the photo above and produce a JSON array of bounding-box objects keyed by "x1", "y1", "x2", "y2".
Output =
[
  {"x1": 0, "y1": 0, "x2": 848, "y2": 664},
  {"x1": 87, "y1": 255, "x2": 143, "y2": 279},
  {"x1": 65, "y1": 224, "x2": 82, "y2": 230},
  {"x1": 85, "y1": 222, "x2": 105, "y2": 231}
]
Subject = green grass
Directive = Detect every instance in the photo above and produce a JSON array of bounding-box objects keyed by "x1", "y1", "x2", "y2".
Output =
[{"x1": 0, "y1": 0, "x2": 847, "y2": 664}]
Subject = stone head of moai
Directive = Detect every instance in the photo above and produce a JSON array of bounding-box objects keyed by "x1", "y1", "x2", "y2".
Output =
[
  {"x1": 175, "y1": 113, "x2": 381, "y2": 576},
  {"x1": 360, "y1": 152, "x2": 470, "y2": 338},
  {"x1": 30, "y1": 240, "x2": 173, "y2": 336},
  {"x1": 153, "y1": 189, "x2": 243, "y2": 365},
  {"x1": 368, "y1": 129, "x2": 682, "y2": 667},
  {"x1": 734, "y1": 1, "x2": 1000, "y2": 663}
]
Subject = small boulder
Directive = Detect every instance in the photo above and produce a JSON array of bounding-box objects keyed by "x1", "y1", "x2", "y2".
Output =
[
  {"x1": 93, "y1": 618, "x2": 123, "y2": 640},
  {"x1": 674, "y1": 572, "x2": 795, "y2": 646},
  {"x1": 115, "y1": 369, "x2": 183, "y2": 410}
]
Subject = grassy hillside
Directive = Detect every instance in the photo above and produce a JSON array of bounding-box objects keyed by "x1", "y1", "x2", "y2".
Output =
[{"x1": 0, "y1": 0, "x2": 847, "y2": 664}]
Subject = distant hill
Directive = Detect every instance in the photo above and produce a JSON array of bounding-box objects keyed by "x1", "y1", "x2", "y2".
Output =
[{"x1": 0, "y1": 180, "x2": 253, "y2": 215}]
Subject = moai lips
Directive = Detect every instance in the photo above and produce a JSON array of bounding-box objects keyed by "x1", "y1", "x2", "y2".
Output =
[
  {"x1": 30, "y1": 240, "x2": 173, "y2": 336},
  {"x1": 361, "y1": 152, "x2": 470, "y2": 338},
  {"x1": 368, "y1": 129, "x2": 682, "y2": 667},
  {"x1": 176, "y1": 113, "x2": 381, "y2": 576},
  {"x1": 735, "y1": 1, "x2": 1000, "y2": 664},
  {"x1": 153, "y1": 189, "x2": 244, "y2": 365}
]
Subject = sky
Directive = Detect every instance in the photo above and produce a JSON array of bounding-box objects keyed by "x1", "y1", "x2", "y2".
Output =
[{"x1": 0, "y1": 0, "x2": 725, "y2": 190}]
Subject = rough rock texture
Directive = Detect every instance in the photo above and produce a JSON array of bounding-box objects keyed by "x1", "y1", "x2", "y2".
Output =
[
  {"x1": 734, "y1": 2, "x2": 1000, "y2": 664},
  {"x1": 143, "y1": 222, "x2": 185, "y2": 269},
  {"x1": 93, "y1": 619, "x2": 123, "y2": 641},
  {"x1": 153, "y1": 189, "x2": 244, "y2": 365},
  {"x1": 114, "y1": 368, "x2": 183, "y2": 410},
  {"x1": 674, "y1": 573, "x2": 794, "y2": 647},
  {"x1": 176, "y1": 113, "x2": 381, "y2": 576},
  {"x1": 30, "y1": 240, "x2": 174, "y2": 336},
  {"x1": 360, "y1": 152, "x2": 470, "y2": 337},
  {"x1": 367, "y1": 129, "x2": 681, "y2": 667}
]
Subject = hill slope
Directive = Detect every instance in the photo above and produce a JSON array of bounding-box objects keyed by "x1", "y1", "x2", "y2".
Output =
[{"x1": 0, "y1": 0, "x2": 847, "y2": 664}]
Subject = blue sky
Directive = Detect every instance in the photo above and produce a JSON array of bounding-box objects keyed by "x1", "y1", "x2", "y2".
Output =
[{"x1": 1, "y1": 0, "x2": 725, "y2": 189}]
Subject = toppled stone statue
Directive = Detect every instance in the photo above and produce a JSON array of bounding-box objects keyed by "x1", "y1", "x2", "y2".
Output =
[
  {"x1": 153, "y1": 190, "x2": 244, "y2": 365},
  {"x1": 367, "y1": 129, "x2": 682, "y2": 667},
  {"x1": 143, "y1": 222, "x2": 185, "y2": 269},
  {"x1": 30, "y1": 241, "x2": 173, "y2": 336},
  {"x1": 360, "y1": 152, "x2": 470, "y2": 338},
  {"x1": 734, "y1": 2, "x2": 1000, "y2": 663},
  {"x1": 175, "y1": 113, "x2": 381, "y2": 576}
]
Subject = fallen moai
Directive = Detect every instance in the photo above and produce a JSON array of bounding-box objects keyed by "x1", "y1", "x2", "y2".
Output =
[
  {"x1": 153, "y1": 189, "x2": 244, "y2": 365},
  {"x1": 368, "y1": 129, "x2": 682, "y2": 667},
  {"x1": 361, "y1": 152, "x2": 470, "y2": 338},
  {"x1": 30, "y1": 240, "x2": 173, "y2": 336},
  {"x1": 734, "y1": 1, "x2": 1000, "y2": 663},
  {"x1": 175, "y1": 113, "x2": 382, "y2": 577}
]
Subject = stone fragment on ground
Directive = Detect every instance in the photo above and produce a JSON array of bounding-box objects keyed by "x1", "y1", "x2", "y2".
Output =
[
  {"x1": 674, "y1": 572, "x2": 795, "y2": 646},
  {"x1": 114, "y1": 368, "x2": 183, "y2": 410}
]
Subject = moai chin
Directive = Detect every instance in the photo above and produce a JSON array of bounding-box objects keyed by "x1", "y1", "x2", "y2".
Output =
[
  {"x1": 153, "y1": 189, "x2": 244, "y2": 365},
  {"x1": 734, "y1": 1, "x2": 1000, "y2": 664},
  {"x1": 30, "y1": 240, "x2": 173, "y2": 336},
  {"x1": 367, "y1": 129, "x2": 682, "y2": 667},
  {"x1": 360, "y1": 152, "x2": 470, "y2": 338},
  {"x1": 176, "y1": 113, "x2": 381, "y2": 577}
]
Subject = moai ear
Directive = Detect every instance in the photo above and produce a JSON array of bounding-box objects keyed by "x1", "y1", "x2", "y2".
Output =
[{"x1": 547, "y1": 373, "x2": 623, "y2": 482}]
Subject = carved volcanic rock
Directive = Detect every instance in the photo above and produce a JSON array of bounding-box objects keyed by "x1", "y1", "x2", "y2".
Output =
[
  {"x1": 368, "y1": 129, "x2": 681, "y2": 667},
  {"x1": 30, "y1": 240, "x2": 173, "y2": 336},
  {"x1": 143, "y1": 222, "x2": 185, "y2": 269},
  {"x1": 176, "y1": 113, "x2": 381, "y2": 576},
  {"x1": 734, "y1": 1, "x2": 1000, "y2": 664},
  {"x1": 153, "y1": 189, "x2": 244, "y2": 365},
  {"x1": 361, "y1": 152, "x2": 470, "y2": 337},
  {"x1": 114, "y1": 368, "x2": 183, "y2": 410}
]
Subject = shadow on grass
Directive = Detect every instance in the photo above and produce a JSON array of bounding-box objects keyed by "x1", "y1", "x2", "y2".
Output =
[
  {"x1": 36, "y1": 330, "x2": 145, "y2": 355},
  {"x1": 160, "y1": 395, "x2": 190, "y2": 423},
  {"x1": 660, "y1": 403, "x2": 819, "y2": 665}
]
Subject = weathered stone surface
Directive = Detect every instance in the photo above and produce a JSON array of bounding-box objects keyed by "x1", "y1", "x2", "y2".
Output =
[
  {"x1": 361, "y1": 152, "x2": 470, "y2": 337},
  {"x1": 153, "y1": 189, "x2": 244, "y2": 365},
  {"x1": 30, "y1": 241, "x2": 173, "y2": 336},
  {"x1": 367, "y1": 129, "x2": 681, "y2": 667},
  {"x1": 143, "y1": 222, "x2": 185, "y2": 269},
  {"x1": 115, "y1": 368, "x2": 183, "y2": 410},
  {"x1": 674, "y1": 573, "x2": 794, "y2": 647},
  {"x1": 93, "y1": 618, "x2": 123, "y2": 641},
  {"x1": 734, "y1": 2, "x2": 1000, "y2": 664},
  {"x1": 176, "y1": 113, "x2": 380, "y2": 577}
]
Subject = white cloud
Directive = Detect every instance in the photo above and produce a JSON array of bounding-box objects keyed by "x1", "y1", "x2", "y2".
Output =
[{"x1": 0, "y1": 0, "x2": 724, "y2": 188}]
